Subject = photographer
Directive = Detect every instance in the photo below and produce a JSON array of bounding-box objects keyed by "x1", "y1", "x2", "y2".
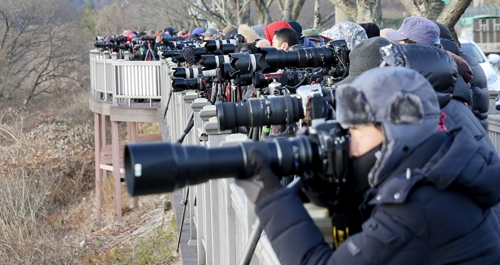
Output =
[
  {"x1": 272, "y1": 28, "x2": 299, "y2": 51},
  {"x1": 236, "y1": 67, "x2": 500, "y2": 264}
]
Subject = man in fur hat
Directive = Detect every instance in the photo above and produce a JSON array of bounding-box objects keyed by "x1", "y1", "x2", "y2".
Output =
[{"x1": 236, "y1": 67, "x2": 500, "y2": 264}]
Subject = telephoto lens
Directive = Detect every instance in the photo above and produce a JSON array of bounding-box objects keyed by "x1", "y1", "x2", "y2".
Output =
[
  {"x1": 229, "y1": 53, "x2": 263, "y2": 75},
  {"x1": 124, "y1": 120, "x2": 349, "y2": 196},
  {"x1": 171, "y1": 78, "x2": 201, "y2": 92},
  {"x1": 200, "y1": 55, "x2": 231, "y2": 70},
  {"x1": 216, "y1": 94, "x2": 304, "y2": 130},
  {"x1": 161, "y1": 50, "x2": 185, "y2": 61},
  {"x1": 172, "y1": 67, "x2": 217, "y2": 78},
  {"x1": 124, "y1": 134, "x2": 313, "y2": 196},
  {"x1": 257, "y1": 46, "x2": 336, "y2": 73},
  {"x1": 204, "y1": 39, "x2": 238, "y2": 51}
]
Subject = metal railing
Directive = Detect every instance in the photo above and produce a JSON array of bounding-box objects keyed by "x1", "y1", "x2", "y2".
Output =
[{"x1": 90, "y1": 50, "x2": 500, "y2": 265}]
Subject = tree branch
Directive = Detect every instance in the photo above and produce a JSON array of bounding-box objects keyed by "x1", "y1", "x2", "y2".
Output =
[
  {"x1": 239, "y1": 0, "x2": 254, "y2": 16},
  {"x1": 328, "y1": 0, "x2": 357, "y2": 19},
  {"x1": 292, "y1": 0, "x2": 306, "y2": 21},
  {"x1": 437, "y1": 0, "x2": 473, "y2": 27},
  {"x1": 321, "y1": 11, "x2": 336, "y2": 24},
  {"x1": 181, "y1": 0, "x2": 226, "y2": 27}
]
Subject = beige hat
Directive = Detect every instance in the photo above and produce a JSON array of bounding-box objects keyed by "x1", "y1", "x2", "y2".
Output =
[{"x1": 222, "y1": 25, "x2": 237, "y2": 35}]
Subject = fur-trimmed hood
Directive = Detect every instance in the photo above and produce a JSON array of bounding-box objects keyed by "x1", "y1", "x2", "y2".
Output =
[
  {"x1": 238, "y1": 24, "x2": 260, "y2": 43},
  {"x1": 336, "y1": 67, "x2": 441, "y2": 185}
]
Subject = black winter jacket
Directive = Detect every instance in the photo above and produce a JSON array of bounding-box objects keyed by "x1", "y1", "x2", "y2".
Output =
[
  {"x1": 383, "y1": 44, "x2": 495, "y2": 153},
  {"x1": 441, "y1": 38, "x2": 490, "y2": 130},
  {"x1": 255, "y1": 129, "x2": 500, "y2": 265},
  {"x1": 461, "y1": 52, "x2": 490, "y2": 131},
  {"x1": 442, "y1": 94, "x2": 496, "y2": 152}
]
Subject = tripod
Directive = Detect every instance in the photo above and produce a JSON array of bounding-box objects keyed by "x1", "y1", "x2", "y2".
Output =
[
  {"x1": 175, "y1": 112, "x2": 195, "y2": 252},
  {"x1": 238, "y1": 177, "x2": 303, "y2": 265},
  {"x1": 144, "y1": 42, "x2": 157, "y2": 61}
]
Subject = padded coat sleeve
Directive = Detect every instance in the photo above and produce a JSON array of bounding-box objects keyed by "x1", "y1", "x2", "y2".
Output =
[{"x1": 255, "y1": 189, "x2": 415, "y2": 265}]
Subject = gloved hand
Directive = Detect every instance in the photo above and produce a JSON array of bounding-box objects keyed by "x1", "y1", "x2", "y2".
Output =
[
  {"x1": 182, "y1": 48, "x2": 197, "y2": 66},
  {"x1": 235, "y1": 149, "x2": 282, "y2": 204}
]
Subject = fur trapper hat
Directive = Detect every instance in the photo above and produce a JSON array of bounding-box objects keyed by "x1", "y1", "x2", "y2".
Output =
[{"x1": 336, "y1": 67, "x2": 441, "y2": 185}]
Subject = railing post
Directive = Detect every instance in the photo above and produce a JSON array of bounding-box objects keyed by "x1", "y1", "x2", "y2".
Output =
[
  {"x1": 489, "y1": 90, "x2": 499, "y2": 115},
  {"x1": 103, "y1": 51, "x2": 109, "y2": 101},
  {"x1": 123, "y1": 51, "x2": 130, "y2": 61},
  {"x1": 183, "y1": 92, "x2": 198, "y2": 145},
  {"x1": 191, "y1": 98, "x2": 211, "y2": 144}
]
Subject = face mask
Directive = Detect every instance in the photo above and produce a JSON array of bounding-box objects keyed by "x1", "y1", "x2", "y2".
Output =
[{"x1": 348, "y1": 144, "x2": 382, "y2": 193}]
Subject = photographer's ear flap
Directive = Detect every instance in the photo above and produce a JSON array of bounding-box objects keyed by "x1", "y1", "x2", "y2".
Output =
[
  {"x1": 389, "y1": 92, "x2": 423, "y2": 124},
  {"x1": 336, "y1": 84, "x2": 374, "y2": 128}
]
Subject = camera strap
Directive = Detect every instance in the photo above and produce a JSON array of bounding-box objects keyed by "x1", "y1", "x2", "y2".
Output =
[{"x1": 332, "y1": 213, "x2": 349, "y2": 249}]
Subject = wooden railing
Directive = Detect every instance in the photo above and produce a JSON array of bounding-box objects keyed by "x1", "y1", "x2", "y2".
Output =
[{"x1": 90, "y1": 49, "x2": 500, "y2": 265}]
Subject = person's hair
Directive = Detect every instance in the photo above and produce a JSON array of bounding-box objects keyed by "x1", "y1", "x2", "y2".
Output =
[
  {"x1": 235, "y1": 43, "x2": 258, "y2": 53},
  {"x1": 402, "y1": 38, "x2": 417, "y2": 45},
  {"x1": 273, "y1": 28, "x2": 299, "y2": 46},
  {"x1": 255, "y1": 39, "x2": 271, "y2": 48}
]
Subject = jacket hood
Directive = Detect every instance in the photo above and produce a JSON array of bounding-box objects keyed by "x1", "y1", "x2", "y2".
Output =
[
  {"x1": 263, "y1": 21, "x2": 292, "y2": 44},
  {"x1": 336, "y1": 67, "x2": 441, "y2": 185},
  {"x1": 320, "y1": 22, "x2": 367, "y2": 50},
  {"x1": 381, "y1": 43, "x2": 457, "y2": 108},
  {"x1": 238, "y1": 24, "x2": 259, "y2": 43},
  {"x1": 441, "y1": 38, "x2": 460, "y2": 55},
  {"x1": 422, "y1": 128, "x2": 500, "y2": 207}
]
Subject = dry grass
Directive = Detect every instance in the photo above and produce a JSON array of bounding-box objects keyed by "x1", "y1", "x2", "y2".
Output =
[
  {"x1": 0, "y1": 89, "x2": 180, "y2": 265},
  {"x1": 0, "y1": 92, "x2": 94, "y2": 264}
]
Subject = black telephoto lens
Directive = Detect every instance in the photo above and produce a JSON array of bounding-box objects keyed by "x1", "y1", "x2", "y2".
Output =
[
  {"x1": 220, "y1": 44, "x2": 237, "y2": 54},
  {"x1": 229, "y1": 53, "x2": 262, "y2": 75},
  {"x1": 219, "y1": 63, "x2": 236, "y2": 79},
  {"x1": 161, "y1": 50, "x2": 184, "y2": 61},
  {"x1": 172, "y1": 67, "x2": 202, "y2": 78},
  {"x1": 257, "y1": 46, "x2": 335, "y2": 73},
  {"x1": 216, "y1": 94, "x2": 304, "y2": 130},
  {"x1": 124, "y1": 135, "x2": 314, "y2": 196},
  {"x1": 171, "y1": 78, "x2": 198, "y2": 92}
]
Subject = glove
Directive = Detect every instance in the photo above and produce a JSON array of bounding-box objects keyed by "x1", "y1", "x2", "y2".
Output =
[
  {"x1": 182, "y1": 48, "x2": 197, "y2": 66},
  {"x1": 235, "y1": 149, "x2": 282, "y2": 204}
]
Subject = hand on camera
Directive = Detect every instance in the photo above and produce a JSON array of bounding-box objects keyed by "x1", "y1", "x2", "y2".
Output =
[
  {"x1": 235, "y1": 149, "x2": 282, "y2": 204},
  {"x1": 182, "y1": 48, "x2": 197, "y2": 66}
]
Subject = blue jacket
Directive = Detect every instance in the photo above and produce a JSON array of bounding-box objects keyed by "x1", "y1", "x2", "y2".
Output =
[
  {"x1": 255, "y1": 128, "x2": 500, "y2": 265},
  {"x1": 300, "y1": 37, "x2": 317, "y2": 48}
]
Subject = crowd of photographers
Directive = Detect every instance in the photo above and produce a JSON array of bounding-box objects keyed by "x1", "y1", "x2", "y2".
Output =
[{"x1": 112, "y1": 17, "x2": 500, "y2": 264}]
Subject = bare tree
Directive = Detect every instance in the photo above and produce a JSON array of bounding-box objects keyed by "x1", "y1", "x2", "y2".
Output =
[
  {"x1": 254, "y1": 0, "x2": 273, "y2": 25},
  {"x1": 313, "y1": 0, "x2": 336, "y2": 29},
  {"x1": 399, "y1": 0, "x2": 445, "y2": 21},
  {"x1": 278, "y1": 0, "x2": 307, "y2": 21},
  {"x1": 180, "y1": 0, "x2": 254, "y2": 29},
  {"x1": 0, "y1": 0, "x2": 83, "y2": 108},
  {"x1": 437, "y1": 0, "x2": 473, "y2": 28},
  {"x1": 327, "y1": 0, "x2": 382, "y2": 24}
]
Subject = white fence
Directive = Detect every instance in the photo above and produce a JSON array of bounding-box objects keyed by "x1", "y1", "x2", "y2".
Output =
[
  {"x1": 89, "y1": 50, "x2": 162, "y2": 106},
  {"x1": 90, "y1": 50, "x2": 500, "y2": 265},
  {"x1": 159, "y1": 59, "x2": 283, "y2": 264}
]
